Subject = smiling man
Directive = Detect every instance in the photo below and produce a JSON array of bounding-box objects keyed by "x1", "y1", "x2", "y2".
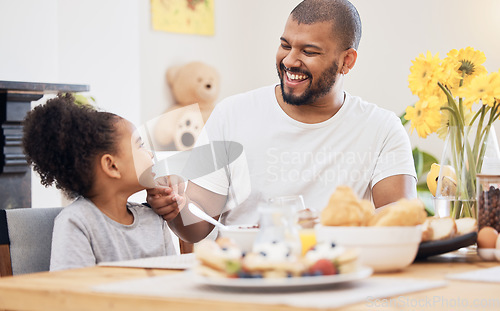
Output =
[{"x1": 148, "y1": 0, "x2": 417, "y2": 243}]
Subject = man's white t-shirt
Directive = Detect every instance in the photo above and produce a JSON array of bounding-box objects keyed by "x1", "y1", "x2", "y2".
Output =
[{"x1": 192, "y1": 84, "x2": 416, "y2": 226}]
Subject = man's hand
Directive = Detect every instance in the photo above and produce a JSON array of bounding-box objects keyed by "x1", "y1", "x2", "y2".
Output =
[{"x1": 146, "y1": 175, "x2": 186, "y2": 221}]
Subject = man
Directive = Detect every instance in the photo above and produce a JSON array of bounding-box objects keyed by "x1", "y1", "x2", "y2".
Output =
[{"x1": 148, "y1": 0, "x2": 416, "y2": 243}]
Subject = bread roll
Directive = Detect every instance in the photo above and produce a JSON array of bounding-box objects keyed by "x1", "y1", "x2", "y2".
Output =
[
  {"x1": 367, "y1": 199, "x2": 427, "y2": 227},
  {"x1": 455, "y1": 217, "x2": 477, "y2": 235},
  {"x1": 421, "y1": 217, "x2": 434, "y2": 242},
  {"x1": 320, "y1": 186, "x2": 375, "y2": 226},
  {"x1": 427, "y1": 217, "x2": 457, "y2": 240}
]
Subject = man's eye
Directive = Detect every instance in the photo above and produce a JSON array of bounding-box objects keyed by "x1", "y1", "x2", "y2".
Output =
[
  {"x1": 281, "y1": 44, "x2": 291, "y2": 50},
  {"x1": 304, "y1": 51, "x2": 319, "y2": 56}
]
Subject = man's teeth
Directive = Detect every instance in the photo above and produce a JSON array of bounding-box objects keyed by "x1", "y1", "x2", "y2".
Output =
[{"x1": 286, "y1": 71, "x2": 308, "y2": 81}]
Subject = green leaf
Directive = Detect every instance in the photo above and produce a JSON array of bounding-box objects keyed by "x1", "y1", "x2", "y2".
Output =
[
  {"x1": 421, "y1": 151, "x2": 439, "y2": 176},
  {"x1": 425, "y1": 205, "x2": 435, "y2": 217},
  {"x1": 399, "y1": 110, "x2": 409, "y2": 126},
  {"x1": 412, "y1": 148, "x2": 424, "y2": 179},
  {"x1": 417, "y1": 189, "x2": 435, "y2": 216},
  {"x1": 416, "y1": 182, "x2": 429, "y2": 192}
]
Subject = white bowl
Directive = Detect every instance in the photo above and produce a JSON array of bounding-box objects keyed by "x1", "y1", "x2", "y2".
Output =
[
  {"x1": 218, "y1": 224, "x2": 259, "y2": 253},
  {"x1": 315, "y1": 225, "x2": 422, "y2": 273}
]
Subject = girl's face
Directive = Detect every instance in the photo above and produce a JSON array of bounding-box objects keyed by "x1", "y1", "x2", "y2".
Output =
[{"x1": 114, "y1": 119, "x2": 156, "y2": 191}]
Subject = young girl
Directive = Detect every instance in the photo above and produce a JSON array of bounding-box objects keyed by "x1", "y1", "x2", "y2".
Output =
[{"x1": 22, "y1": 94, "x2": 177, "y2": 271}]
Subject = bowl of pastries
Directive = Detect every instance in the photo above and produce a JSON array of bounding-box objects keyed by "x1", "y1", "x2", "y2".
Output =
[{"x1": 315, "y1": 186, "x2": 426, "y2": 273}]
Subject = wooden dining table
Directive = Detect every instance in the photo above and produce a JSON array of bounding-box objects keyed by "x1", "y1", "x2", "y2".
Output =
[{"x1": 0, "y1": 252, "x2": 499, "y2": 311}]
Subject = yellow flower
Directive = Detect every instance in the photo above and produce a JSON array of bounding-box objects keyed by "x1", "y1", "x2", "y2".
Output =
[
  {"x1": 496, "y1": 70, "x2": 500, "y2": 107},
  {"x1": 446, "y1": 47, "x2": 487, "y2": 86},
  {"x1": 491, "y1": 71, "x2": 500, "y2": 99},
  {"x1": 439, "y1": 58, "x2": 463, "y2": 92},
  {"x1": 405, "y1": 96, "x2": 442, "y2": 138},
  {"x1": 457, "y1": 72, "x2": 499, "y2": 108},
  {"x1": 408, "y1": 51, "x2": 442, "y2": 98}
]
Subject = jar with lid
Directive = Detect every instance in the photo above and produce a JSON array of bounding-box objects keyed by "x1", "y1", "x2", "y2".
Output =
[{"x1": 477, "y1": 174, "x2": 500, "y2": 232}]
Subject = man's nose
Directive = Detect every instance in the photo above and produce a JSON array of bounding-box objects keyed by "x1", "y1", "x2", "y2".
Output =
[{"x1": 282, "y1": 49, "x2": 302, "y2": 69}]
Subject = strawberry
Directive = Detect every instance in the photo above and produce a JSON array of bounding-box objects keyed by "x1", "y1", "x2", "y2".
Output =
[{"x1": 309, "y1": 259, "x2": 337, "y2": 276}]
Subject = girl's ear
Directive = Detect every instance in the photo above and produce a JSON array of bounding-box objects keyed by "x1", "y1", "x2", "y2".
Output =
[{"x1": 100, "y1": 154, "x2": 121, "y2": 179}]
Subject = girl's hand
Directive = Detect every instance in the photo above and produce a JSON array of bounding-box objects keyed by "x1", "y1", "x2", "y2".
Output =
[{"x1": 146, "y1": 175, "x2": 186, "y2": 221}]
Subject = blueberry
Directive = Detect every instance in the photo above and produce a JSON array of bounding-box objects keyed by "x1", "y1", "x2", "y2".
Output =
[
  {"x1": 314, "y1": 271, "x2": 323, "y2": 276},
  {"x1": 331, "y1": 243, "x2": 336, "y2": 248},
  {"x1": 221, "y1": 247, "x2": 228, "y2": 251},
  {"x1": 238, "y1": 272, "x2": 251, "y2": 278},
  {"x1": 272, "y1": 240, "x2": 279, "y2": 244},
  {"x1": 259, "y1": 251, "x2": 267, "y2": 257}
]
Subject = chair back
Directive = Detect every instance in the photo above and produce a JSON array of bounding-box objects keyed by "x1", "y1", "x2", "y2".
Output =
[{"x1": 0, "y1": 207, "x2": 63, "y2": 276}]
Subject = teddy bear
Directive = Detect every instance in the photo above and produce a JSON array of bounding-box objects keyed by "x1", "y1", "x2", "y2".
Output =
[{"x1": 153, "y1": 61, "x2": 220, "y2": 151}]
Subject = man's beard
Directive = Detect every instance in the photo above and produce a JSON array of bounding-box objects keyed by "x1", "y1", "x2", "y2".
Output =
[{"x1": 277, "y1": 61, "x2": 339, "y2": 106}]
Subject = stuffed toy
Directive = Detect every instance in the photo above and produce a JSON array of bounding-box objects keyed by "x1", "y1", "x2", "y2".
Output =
[{"x1": 154, "y1": 61, "x2": 220, "y2": 151}]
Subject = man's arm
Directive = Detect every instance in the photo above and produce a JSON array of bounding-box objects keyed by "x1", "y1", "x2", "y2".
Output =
[
  {"x1": 147, "y1": 181, "x2": 228, "y2": 243},
  {"x1": 372, "y1": 174, "x2": 417, "y2": 208},
  {"x1": 168, "y1": 182, "x2": 227, "y2": 243}
]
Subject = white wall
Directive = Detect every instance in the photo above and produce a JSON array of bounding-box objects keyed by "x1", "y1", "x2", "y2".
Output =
[
  {"x1": 0, "y1": 0, "x2": 141, "y2": 207},
  {"x1": 138, "y1": 0, "x2": 302, "y2": 125},
  {"x1": 0, "y1": 0, "x2": 59, "y2": 82},
  {"x1": 347, "y1": 0, "x2": 500, "y2": 159},
  {"x1": 1, "y1": 0, "x2": 500, "y2": 207}
]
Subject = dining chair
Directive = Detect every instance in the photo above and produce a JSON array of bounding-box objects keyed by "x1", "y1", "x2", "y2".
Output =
[
  {"x1": 0, "y1": 207, "x2": 63, "y2": 276},
  {"x1": 179, "y1": 239, "x2": 193, "y2": 254}
]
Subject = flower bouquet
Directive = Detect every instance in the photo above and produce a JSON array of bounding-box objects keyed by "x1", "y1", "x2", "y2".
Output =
[{"x1": 405, "y1": 47, "x2": 500, "y2": 219}]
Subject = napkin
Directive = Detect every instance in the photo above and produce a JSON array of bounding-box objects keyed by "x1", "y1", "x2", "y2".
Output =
[
  {"x1": 93, "y1": 272, "x2": 446, "y2": 309},
  {"x1": 446, "y1": 267, "x2": 500, "y2": 283},
  {"x1": 97, "y1": 253, "x2": 195, "y2": 270}
]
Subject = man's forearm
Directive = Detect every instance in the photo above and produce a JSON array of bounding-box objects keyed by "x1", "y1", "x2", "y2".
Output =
[{"x1": 167, "y1": 208, "x2": 215, "y2": 243}]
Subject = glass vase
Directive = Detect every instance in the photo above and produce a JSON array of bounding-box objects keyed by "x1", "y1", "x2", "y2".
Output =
[{"x1": 434, "y1": 125, "x2": 500, "y2": 219}]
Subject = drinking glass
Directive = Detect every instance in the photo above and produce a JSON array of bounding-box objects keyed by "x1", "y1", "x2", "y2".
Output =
[{"x1": 268, "y1": 195, "x2": 318, "y2": 255}]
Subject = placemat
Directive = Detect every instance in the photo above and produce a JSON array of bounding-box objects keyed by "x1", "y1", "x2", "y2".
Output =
[
  {"x1": 97, "y1": 253, "x2": 195, "y2": 270},
  {"x1": 446, "y1": 266, "x2": 500, "y2": 283},
  {"x1": 93, "y1": 272, "x2": 446, "y2": 309}
]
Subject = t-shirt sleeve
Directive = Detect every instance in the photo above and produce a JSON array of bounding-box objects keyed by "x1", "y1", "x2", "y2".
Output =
[
  {"x1": 49, "y1": 212, "x2": 96, "y2": 271},
  {"x1": 189, "y1": 101, "x2": 251, "y2": 213},
  {"x1": 371, "y1": 114, "x2": 417, "y2": 187}
]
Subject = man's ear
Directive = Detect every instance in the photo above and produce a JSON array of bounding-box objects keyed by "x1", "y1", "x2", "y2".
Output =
[
  {"x1": 100, "y1": 154, "x2": 121, "y2": 179},
  {"x1": 340, "y1": 48, "x2": 358, "y2": 75}
]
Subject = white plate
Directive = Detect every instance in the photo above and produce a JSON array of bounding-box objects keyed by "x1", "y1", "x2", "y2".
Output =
[{"x1": 192, "y1": 266, "x2": 373, "y2": 290}]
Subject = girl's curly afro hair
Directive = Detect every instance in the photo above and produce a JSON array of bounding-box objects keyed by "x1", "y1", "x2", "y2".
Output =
[{"x1": 22, "y1": 93, "x2": 121, "y2": 198}]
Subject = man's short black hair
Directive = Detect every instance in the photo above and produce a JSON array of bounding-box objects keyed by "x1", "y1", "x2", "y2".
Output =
[{"x1": 291, "y1": 0, "x2": 362, "y2": 50}]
